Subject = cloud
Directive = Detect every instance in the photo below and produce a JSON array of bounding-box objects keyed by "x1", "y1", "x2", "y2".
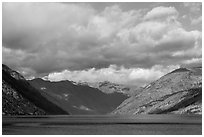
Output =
[
  {"x1": 183, "y1": 2, "x2": 202, "y2": 14},
  {"x1": 183, "y1": 2, "x2": 202, "y2": 27},
  {"x1": 3, "y1": 3, "x2": 95, "y2": 50},
  {"x1": 113, "y1": 17, "x2": 201, "y2": 68},
  {"x1": 191, "y1": 16, "x2": 202, "y2": 25},
  {"x1": 182, "y1": 58, "x2": 202, "y2": 66},
  {"x1": 143, "y1": 6, "x2": 178, "y2": 20},
  {"x1": 2, "y1": 3, "x2": 202, "y2": 85},
  {"x1": 43, "y1": 65, "x2": 179, "y2": 86}
]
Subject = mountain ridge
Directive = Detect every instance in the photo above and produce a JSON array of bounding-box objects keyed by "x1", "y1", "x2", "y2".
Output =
[
  {"x1": 112, "y1": 66, "x2": 202, "y2": 115},
  {"x1": 75, "y1": 80, "x2": 142, "y2": 97}
]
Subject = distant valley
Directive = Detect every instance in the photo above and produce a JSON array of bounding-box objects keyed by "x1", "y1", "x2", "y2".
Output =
[{"x1": 29, "y1": 78, "x2": 129, "y2": 115}]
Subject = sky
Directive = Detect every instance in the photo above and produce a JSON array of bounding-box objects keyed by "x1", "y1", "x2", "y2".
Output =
[{"x1": 2, "y1": 2, "x2": 202, "y2": 86}]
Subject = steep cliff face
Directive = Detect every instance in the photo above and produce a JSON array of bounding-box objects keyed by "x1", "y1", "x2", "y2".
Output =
[
  {"x1": 112, "y1": 67, "x2": 202, "y2": 115},
  {"x1": 2, "y1": 64, "x2": 69, "y2": 115}
]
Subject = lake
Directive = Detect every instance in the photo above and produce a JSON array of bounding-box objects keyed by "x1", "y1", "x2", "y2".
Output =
[{"x1": 2, "y1": 115, "x2": 202, "y2": 135}]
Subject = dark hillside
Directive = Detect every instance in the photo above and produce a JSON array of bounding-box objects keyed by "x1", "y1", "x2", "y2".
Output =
[
  {"x1": 2, "y1": 64, "x2": 69, "y2": 115},
  {"x1": 29, "y1": 78, "x2": 129, "y2": 115}
]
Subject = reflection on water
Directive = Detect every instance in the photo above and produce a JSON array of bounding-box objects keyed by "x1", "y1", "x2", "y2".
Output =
[{"x1": 2, "y1": 115, "x2": 202, "y2": 135}]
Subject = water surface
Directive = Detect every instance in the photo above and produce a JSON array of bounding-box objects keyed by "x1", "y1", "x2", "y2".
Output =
[{"x1": 2, "y1": 115, "x2": 202, "y2": 135}]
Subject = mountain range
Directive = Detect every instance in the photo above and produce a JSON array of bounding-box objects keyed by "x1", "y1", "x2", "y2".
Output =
[
  {"x1": 2, "y1": 64, "x2": 202, "y2": 115},
  {"x1": 29, "y1": 78, "x2": 128, "y2": 115},
  {"x1": 2, "y1": 64, "x2": 128, "y2": 115}
]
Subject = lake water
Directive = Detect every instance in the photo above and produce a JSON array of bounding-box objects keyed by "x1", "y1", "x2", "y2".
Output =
[{"x1": 2, "y1": 115, "x2": 202, "y2": 135}]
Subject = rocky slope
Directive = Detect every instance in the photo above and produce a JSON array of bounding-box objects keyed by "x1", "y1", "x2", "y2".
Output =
[
  {"x1": 29, "y1": 78, "x2": 129, "y2": 115},
  {"x1": 112, "y1": 67, "x2": 202, "y2": 115},
  {"x1": 2, "y1": 80, "x2": 46, "y2": 115},
  {"x1": 2, "y1": 64, "x2": 69, "y2": 115}
]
